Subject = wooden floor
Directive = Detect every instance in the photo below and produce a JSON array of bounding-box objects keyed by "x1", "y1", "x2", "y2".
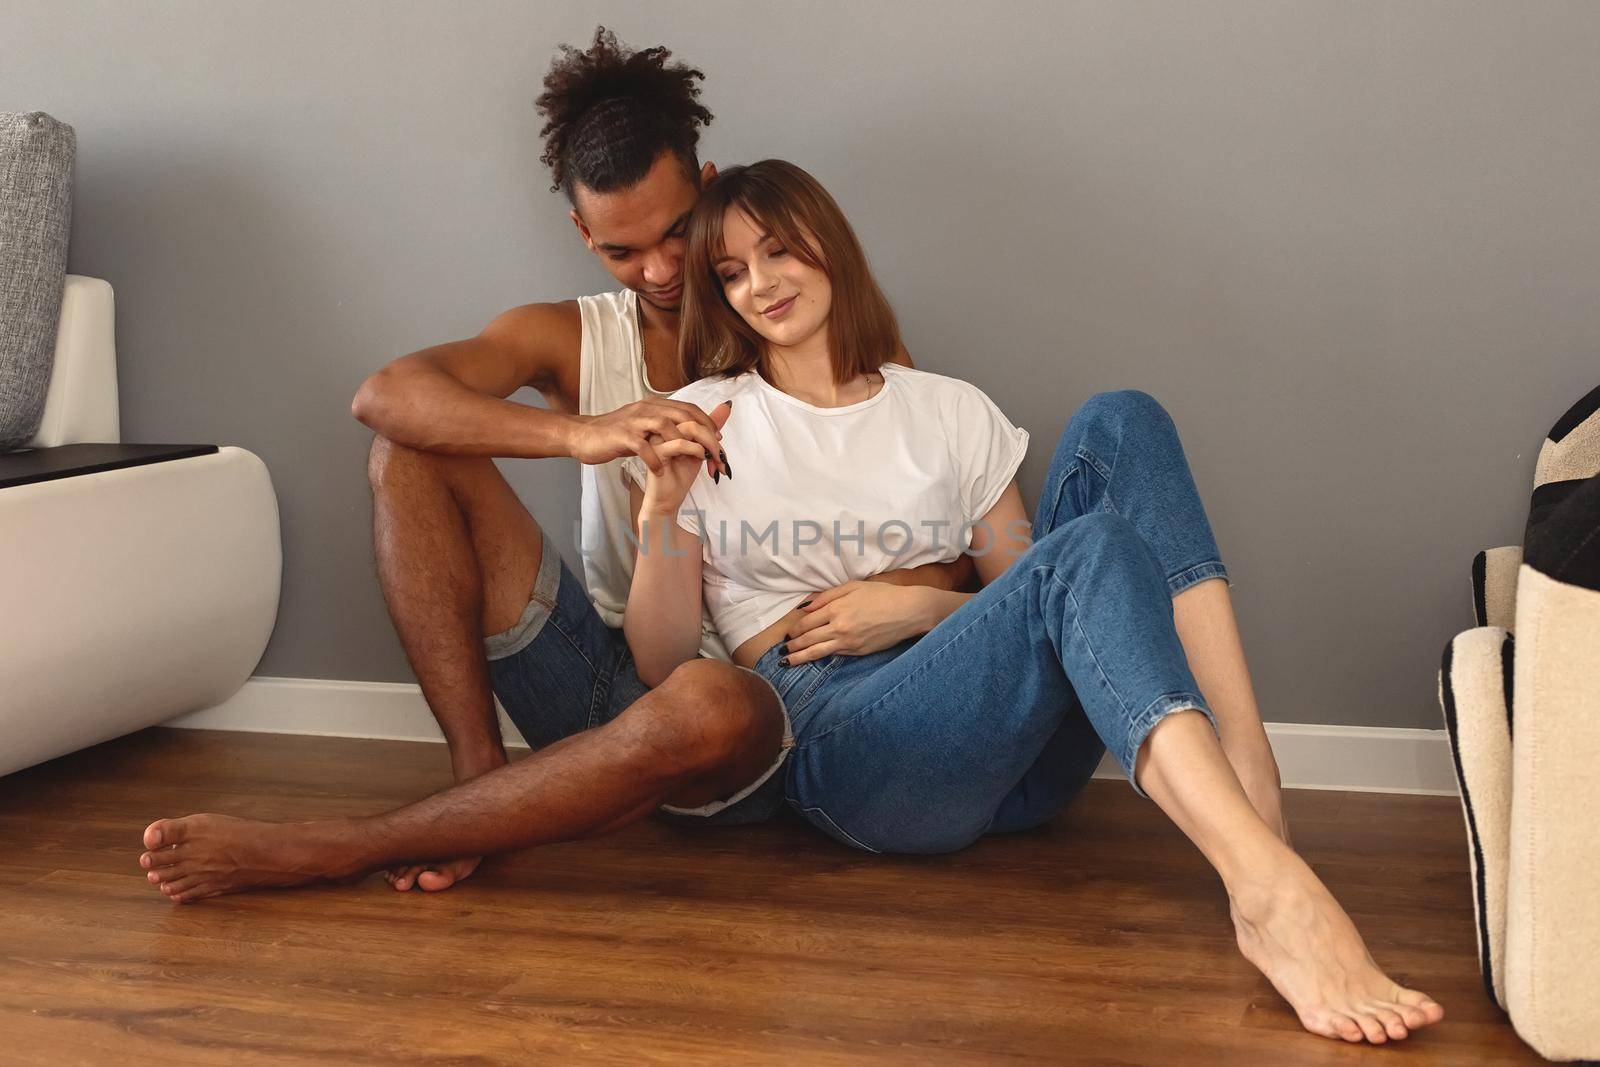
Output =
[{"x1": 0, "y1": 727, "x2": 1541, "y2": 1065}]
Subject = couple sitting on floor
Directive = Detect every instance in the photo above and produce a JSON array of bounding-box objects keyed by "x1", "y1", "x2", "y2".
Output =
[{"x1": 135, "y1": 28, "x2": 1443, "y2": 1046}]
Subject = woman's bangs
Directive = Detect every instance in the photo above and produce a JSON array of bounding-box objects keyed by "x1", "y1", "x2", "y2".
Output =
[{"x1": 733, "y1": 192, "x2": 825, "y2": 272}]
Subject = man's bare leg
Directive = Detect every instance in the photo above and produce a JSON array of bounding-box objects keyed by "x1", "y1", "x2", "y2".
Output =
[
  {"x1": 1135, "y1": 710, "x2": 1445, "y2": 1044},
  {"x1": 138, "y1": 659, "x2": 786, "y2": 901},
  {"x1": 368, "y1": 435, "x2": 539, "y2": 779},
  {"x1": 1171, "y1": 577, "x2": 1289, "y2": 844},
  {"x1": 365, "y1": 435, "x2": 548, "y2": 890}
]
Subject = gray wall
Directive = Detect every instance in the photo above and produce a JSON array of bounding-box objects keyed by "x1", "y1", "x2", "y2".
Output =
[{"x1": 6, "y1": 1, "x2": 1597, "y2": 729}]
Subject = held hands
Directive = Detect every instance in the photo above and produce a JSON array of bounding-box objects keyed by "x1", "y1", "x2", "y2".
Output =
[
  {"x1": 638, "y1": 400, "x2": 734, "y2": 515},
  {"x1": 571, "y1": 397, "x2": 733, "y2": 483},
  {"x1": 778, "y1": 581, "x2": 928, "y2": 666}
]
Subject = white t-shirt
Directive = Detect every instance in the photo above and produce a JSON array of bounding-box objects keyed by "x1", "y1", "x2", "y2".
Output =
[{"x1": 620, "y1": 363, "x2": 1029, "y2": 654}]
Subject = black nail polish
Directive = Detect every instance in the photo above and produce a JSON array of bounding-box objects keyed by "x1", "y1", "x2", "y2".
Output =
[
  {"x1": 779, "y1": 656, "x2": 790, "y2": 668},
  {"x1": 713, "y1": 469, "x2": 720, "y2": 484},
  {"x1": 720, "y1": 449, "x2": 732, "y2": 478},
  {"x1": 780, "y1": 642, "x2": 790, "y2": 657},
  {"x1": 798, "y1": 599, "x2": 813, "y2": 609}
]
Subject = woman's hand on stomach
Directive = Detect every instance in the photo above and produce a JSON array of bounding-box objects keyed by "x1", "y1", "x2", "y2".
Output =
[{"x1": 773, "y1": 581, "x2": 938, "y2": 666}]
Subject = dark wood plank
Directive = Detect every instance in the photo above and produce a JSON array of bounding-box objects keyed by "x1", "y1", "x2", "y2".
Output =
[{"x1": 0, "y1": 727, "x2": 1541, "y2": 1064}]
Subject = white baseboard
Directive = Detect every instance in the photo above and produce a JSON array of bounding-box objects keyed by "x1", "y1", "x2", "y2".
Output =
[{"x1": 164, "y1": 676, "x2": 1459, "y2": 796}]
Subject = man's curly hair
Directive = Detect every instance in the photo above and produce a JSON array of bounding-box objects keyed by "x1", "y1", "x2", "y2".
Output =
[{"x1": 536, "y1": 26, "x2": 714, "y2": 203}]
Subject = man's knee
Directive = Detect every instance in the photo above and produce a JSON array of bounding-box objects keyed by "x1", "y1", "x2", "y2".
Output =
[
  {"x1": 638, "y1": 659, "x2": 784, "y2": 776},
  {"x1": 368, "y1": 433, "x2": 482, "y2": 490},
  {"x1": 368, "y1": 434, "x2": 430, "y2": 490}
]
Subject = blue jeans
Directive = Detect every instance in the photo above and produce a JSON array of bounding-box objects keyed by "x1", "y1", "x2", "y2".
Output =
[
  {"x1": 756, "y1": 390, "x2": 1230, "y2": 854},
  {"x1": 483, "y1": 539, "x2": 795, "y2": 827}
]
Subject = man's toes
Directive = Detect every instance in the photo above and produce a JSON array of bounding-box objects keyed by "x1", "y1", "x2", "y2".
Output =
[
  {"x1": 143, "y1": 818, "x2": 189, "y2": 851},
  {"x1": 1369, "y1": 1004, "x2": 1409, "y2": 1041},
  {"x1": 417, "y1": 868, "x2": 457, "y2": 892},
  {"x1": 147, "y1": 866, "x2": 185, "y2": 887},
  {"x1": 171, "y1": 882, "x2": 218, "y2": 905},
  {"x1": 159, "y1": 875, "x2": 204, "y2": 901},
  {"x1": 140, "y1": 847, "x2": 183, "y2": 871}
]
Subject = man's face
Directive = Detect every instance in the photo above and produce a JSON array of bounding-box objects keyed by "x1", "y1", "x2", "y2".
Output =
[{"x1": 570, "y1": 152, "x2": 715, "y2": 313}]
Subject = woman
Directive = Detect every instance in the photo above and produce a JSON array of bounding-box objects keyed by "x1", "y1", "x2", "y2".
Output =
[{"x1": 621, "y1": 159, "x2": 1444, "y2": 1045}]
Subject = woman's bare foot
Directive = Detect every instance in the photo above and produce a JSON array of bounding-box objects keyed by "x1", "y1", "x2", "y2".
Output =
[
  {"x1": 1229, "y1": 855, "x2": 1445, "y2": 1043},
  {"x1": 138, "y1": 814, "x2": 362, "y2": 904}
]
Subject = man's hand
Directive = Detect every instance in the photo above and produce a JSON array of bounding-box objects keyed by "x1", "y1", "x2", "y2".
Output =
[
  {"x1": 779, "y1": 581, "x2": 933, "y2": 664},
  {"x1": 568, "y1": 398, "x2": 729, "y2": 474}
]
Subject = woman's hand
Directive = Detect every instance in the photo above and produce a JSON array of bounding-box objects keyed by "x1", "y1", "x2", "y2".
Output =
[
  {"x1": 640, "y1": 435, "x2": 715, "y2": 516},
  {"x1": 639, "y1": 402, "x2": 733, "y2": 516},
  {"x1": 779, "y1": 581, "x2": 931, "y2": 665},
  {"x1": 571, "y1": 398, "x2": 729, "y2": 470}
]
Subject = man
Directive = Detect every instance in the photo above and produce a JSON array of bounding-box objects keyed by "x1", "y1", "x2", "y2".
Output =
[{"x1": 137, "y1": 27, "x2": 965, "y2": 901}]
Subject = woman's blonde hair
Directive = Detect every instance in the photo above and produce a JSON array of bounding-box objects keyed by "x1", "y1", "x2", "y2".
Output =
[{"x1": 678, "y1": 159, "x2": 902, "y2": 385}]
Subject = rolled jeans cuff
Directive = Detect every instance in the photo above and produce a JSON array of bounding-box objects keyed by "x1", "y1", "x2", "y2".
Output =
[
  {"x1": 1123, "y1": 692, "x2": 1219, "y2": 800},
  {"x1": 1167, "y1": 560, "x2": 1230, "y2": 597}
]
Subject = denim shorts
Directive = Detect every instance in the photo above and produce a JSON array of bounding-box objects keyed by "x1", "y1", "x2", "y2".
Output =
[{"x1": 482, "y1": 540, "x2": 794, "y2": 826}]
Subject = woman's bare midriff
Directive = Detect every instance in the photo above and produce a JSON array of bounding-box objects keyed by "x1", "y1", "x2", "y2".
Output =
[{"x1": 731, "y1": 608, "x2": 806, "y2": 669}]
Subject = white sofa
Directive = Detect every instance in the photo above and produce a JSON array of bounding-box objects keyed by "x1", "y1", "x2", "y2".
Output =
[{"x1": 0, "y1": 275, "x2": 282, "y2": 778}]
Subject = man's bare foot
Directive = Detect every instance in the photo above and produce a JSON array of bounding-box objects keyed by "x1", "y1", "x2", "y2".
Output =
[
  {"x1": 383, "y1": 855, "x2": 481, "y2": 892},
  {"x1": 138, "y1": 814, "x2": 359, "y2": 904},
  {"x1": 1229, "y1": 855, "x2": 1445, "y2": 1043}
]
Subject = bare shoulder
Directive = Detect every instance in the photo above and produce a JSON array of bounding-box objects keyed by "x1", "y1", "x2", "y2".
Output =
[
  {"x1": 479, "y1": 299, "x2": 582, "y2": 373},
  {"x1": 471, "y1": 299, "x2": 583, "y2": 405}
]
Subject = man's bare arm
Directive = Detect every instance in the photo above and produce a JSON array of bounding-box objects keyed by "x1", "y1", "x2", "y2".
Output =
[
  {"x1": 351, "y1": 302, "x2": 583, "y2": 457},
  {"x1": 866, "y1": 554, "x2": 980, "y2": 593}
]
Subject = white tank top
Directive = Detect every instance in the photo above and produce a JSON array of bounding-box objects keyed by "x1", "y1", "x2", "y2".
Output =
[{"x1": 576, "y1": 289, "x2": 731, "y2": 662}]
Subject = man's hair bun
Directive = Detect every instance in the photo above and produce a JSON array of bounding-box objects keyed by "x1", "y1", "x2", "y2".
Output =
[{"x1": 536, "y1": 26, "x2": 714, "y2": 200}]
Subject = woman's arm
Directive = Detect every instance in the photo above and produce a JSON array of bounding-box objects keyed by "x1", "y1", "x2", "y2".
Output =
[
  {"x1": 903, "y1": 480, "x2": 1033, "y2": 629},
  {"x1": 624, "y1": 479, "x2": 707, "y2": 687},
  {"x1": 967, "y1": 481, "x2": 1033, "y2": 585}
]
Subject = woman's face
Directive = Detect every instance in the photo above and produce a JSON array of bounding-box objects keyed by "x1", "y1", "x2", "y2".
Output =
[{"x1": 715, "y1": 208, "x2": 832, "y2": 351}]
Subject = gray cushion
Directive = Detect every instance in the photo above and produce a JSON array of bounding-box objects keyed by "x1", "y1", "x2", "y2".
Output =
[{"x1": 0, "y1": 112, "x2": 75, "y2": 452}]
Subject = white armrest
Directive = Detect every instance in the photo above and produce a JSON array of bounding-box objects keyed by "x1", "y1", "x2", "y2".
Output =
[
  {"x1": 0, "y1": 446, "x2": 281, "y2": 777},
  {"x1": 28, "y1": 274, "x2": 119, "y2": 448}
]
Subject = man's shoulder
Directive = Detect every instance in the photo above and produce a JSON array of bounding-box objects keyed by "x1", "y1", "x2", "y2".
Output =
[
  {"x1": 471, "y1": 299, "x2": 585, "y2": 400},
  {"x1": 482, "y1": 298, "x2": 582, "y2": 346}
]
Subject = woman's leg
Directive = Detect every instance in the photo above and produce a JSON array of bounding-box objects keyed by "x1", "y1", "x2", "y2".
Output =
[
  {"x1": 1136, "y1": 712, "x2": 1442, "y2": 1043},
  {"x1": 1027, "y1": 389, "x2": 1285, "y2": 836},
  {"x1": 1171, "y1": 578, "x2": 1288, "y2": 841},
  {"x1": 786, "y1": 512, "x2": 1442, "y2": 1043}
]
